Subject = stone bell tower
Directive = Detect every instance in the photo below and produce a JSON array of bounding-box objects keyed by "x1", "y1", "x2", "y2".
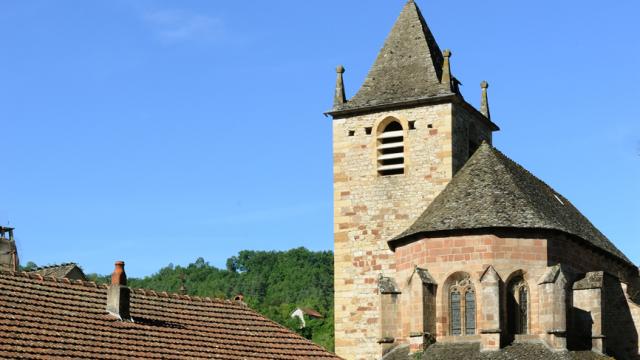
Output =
[{"x1": 326, "y1": 1, "x2": 498, "y2": 358}]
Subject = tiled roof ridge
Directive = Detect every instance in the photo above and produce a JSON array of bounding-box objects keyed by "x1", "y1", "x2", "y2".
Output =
[
  {"x1": 0, "y1": 270, "x2": 242, "y2": 305},
  {"x1": 29, "y1": 262, "x2": 78, "y2": 271}
]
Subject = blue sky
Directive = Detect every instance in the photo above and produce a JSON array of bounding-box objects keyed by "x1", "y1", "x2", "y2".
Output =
[{"x1": 1, "y1": 1, "x2": 638, "y2": 277}]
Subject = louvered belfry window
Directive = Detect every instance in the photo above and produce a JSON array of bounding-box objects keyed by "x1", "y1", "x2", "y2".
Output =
[
  {"x1": 449, "y1": 276, "x2": 476, "y2": 336},
  {"x1": 377, "y1": 121, "x2": 404, "y2": 176}
]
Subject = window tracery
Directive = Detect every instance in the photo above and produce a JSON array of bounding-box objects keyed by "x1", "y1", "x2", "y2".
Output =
[
  {"x1": 508, "y1": 276, "x2": 528, "y2": 335},
  {"x1": 449, "y1": 276, "x2": 475, "y2": 335}
]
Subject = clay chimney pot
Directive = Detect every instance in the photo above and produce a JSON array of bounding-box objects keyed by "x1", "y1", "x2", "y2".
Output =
[
  {"x1": 111, "y1": 261, "x2": 127, "y2": 286},
  {"x1": 107, "y1": 260, "x2": 130, "y2": 320}
]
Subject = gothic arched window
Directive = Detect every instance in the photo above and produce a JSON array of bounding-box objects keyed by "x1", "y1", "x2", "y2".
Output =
[
  {"x1": 448, "y1": 275, "x2": 476, "y2": 335},
  {"x1": 450, "y1": 290, "x2": 461, "y2": 335},
  {"x1": 465, "y1": 289, "x2": 476, "y2": 335},
  {"x1": 377, "y1": 120, "x2": 404, "y2": 176},
  {"x1": 507, "y1": 275, "x2": 529, "y2": 335}
]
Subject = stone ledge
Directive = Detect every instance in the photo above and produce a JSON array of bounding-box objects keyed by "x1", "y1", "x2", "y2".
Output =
[{"x1": 378, "y1": 337, "x2": 395, "y2": 344}]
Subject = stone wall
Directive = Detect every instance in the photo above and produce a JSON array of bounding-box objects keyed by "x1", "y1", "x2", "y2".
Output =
[
  {"x1": 623, "y1": 282, "x2": 640, "y2": 359},
  {"x1": 451, "y1": 103, "x2": 493, "y2": 174},
  {"x1": 571, "y1": 278, "x2": 602, "y2": 351},
  {"x1": 332, "y1": 97, "x2": 496, "y2": 359},
  {"x1": 393, "y1": 233, "x2": 550, "y2": 343},
  {"x1": 333, "y1": 103, "x2": 456, "y2": 360},
  {"x1": 0, "y1": 237, "x2": 18, "y2": 271},
  {"x1": 387, "y1": 231, "x2": 640, "y2": 357},
  {"x1": 605, "y1": 281, "x2": 640, "y2": 359},
  {"x1": 547, "y1": 232, "x2": 637, "y2": 284},
  {"x1": 546, "y1": 234, "x2": 640, "y2": 357}
]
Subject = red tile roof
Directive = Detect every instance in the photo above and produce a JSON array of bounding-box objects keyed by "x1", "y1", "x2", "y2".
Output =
[
  {"x1": 27, "y1": 262, "x2": 86, "y2": 280},
  {"x1": 0, "y1": 270, "x2": 341, "y2": 359}
]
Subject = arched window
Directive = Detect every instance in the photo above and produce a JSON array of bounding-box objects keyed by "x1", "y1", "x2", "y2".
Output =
[
  {"x1": 507, "y1": 275, "x2": 528, "y2": 335},
  {"x1": 377, "y1": 120, "x2": 404, "y2": 176},
  {"x1": 450, "y1": 290, "x2": 461, "y2": 335},
  {"x1": 519, "y1": 287, "x2": 528, "y2": 333},
  {"x1": 465, "y1": 289, "x2": 476, "y2": 335},
  {"x1": 448, "y1": 275, "x2": 476, "y2": 335}
]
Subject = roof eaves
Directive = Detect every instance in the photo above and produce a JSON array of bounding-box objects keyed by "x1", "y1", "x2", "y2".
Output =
[
  {"x1": 389, "y1": 225, "x2": 635, "y2": 270},
  {"x1": 325, "y1": 93, "x2": 456, "y2": 118},
  {"x1": 325, "y1": 93, "x2": 499, "y2": 132}
]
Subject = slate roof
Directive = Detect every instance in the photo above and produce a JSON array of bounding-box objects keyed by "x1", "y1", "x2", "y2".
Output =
[
  {"x1": 420, "y1": 342, "x2": 613, "y2": 359},
  {"x1": 0, "y1": 270, "x2": 341, "y2": 359},
  {"x1": 331, "y1": 0, "x2": 451, "y2": 113},
  {"x1": 390, "y1": 142, "x2": 632, "y2": 265},
  {"x1": 27, "y1": 262, "x2": 86, "y2": 280}
]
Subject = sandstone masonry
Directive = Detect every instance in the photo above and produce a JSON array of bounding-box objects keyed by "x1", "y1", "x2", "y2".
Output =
[{"x1": 328, "y1": 1, "x2": 640, "y2": 359}]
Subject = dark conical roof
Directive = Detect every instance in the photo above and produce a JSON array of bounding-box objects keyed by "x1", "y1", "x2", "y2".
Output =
[
  {"x1": 334, "y1": 0, "x2": 451, "y2": 112},
  {"x1": 391, "y1": 143, "x2": 631, "y2": 264}
]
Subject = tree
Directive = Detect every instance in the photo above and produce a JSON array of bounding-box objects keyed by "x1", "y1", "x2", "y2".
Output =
[
  {"x1": 21, "y1": 261, "x2": 37, "y2": 271},
  {"x1": 123, "y1": 247, "x2": 335, "y2": 351}
]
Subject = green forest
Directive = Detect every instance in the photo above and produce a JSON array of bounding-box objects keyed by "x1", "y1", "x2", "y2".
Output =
[{"x1": 77, "y1": 248, "x2": 335, "y2": 351}]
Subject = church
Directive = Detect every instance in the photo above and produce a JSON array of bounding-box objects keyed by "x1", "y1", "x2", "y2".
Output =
[{"x1": 328, "y1": 1, "x2": 640, "y2": 359}]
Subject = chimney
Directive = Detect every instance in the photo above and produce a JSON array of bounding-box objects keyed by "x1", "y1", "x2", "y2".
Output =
[
  {"x1": 234, "y1": 293, "x2": 245, "y2": 303},
  {"x1": 179, "y1": 272, "x2": 187, "y2": 295},
  {"x1": 106, "y1": 261, "x2": 131, "y2": 320},
  {"x1": 0, "y1": 226, "x2": 18, "y2": 272}
]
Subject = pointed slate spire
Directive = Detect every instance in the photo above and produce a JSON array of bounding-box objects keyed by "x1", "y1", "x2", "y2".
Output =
[
  {"x1": 334, "y1": 65, "x2": 346, "y2": 106},
  {"x1": 340, "y1": 0, "x2": 451, "y2": 110},
  {"x1": 480, "y1": 81, "x2": 490, "y2": 119}
]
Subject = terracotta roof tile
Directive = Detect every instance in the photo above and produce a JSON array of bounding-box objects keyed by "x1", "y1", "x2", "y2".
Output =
[
  {"x1": 27, "y1": 262, "x2": 87, "y2": 281},
  {"x1": 0, "y1": 271, "x2": 341, "y2": 359}
]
